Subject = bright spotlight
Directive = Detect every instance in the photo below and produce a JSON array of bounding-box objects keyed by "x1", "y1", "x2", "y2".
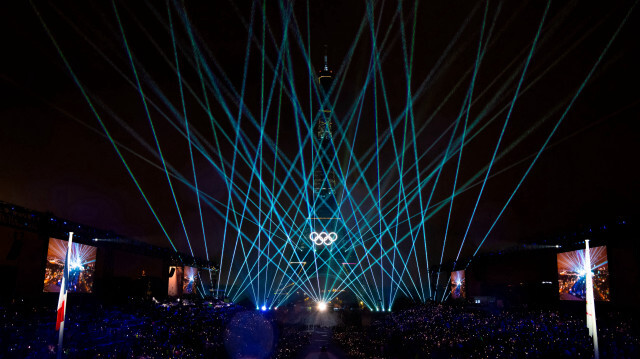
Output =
[
  {"x1": 69, "y1": 259, "x2": 84, "y2": 271},
  {"x1": 261, "y1": 305, "x2": 267, "y2": 311},
  {"x1": 317, "y1": 301, "x2": 327, "y2": 311}
]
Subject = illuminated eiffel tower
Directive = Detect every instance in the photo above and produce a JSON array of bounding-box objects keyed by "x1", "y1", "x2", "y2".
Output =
[
  {"x1": 287, "y1": 48, "x2": 356, "y2": 302},
  {"x1": 311, "y1": 49, "x2": 340, "y2": 243}
]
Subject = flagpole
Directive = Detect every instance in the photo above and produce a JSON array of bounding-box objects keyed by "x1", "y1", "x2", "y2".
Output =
[
  {"x1": 57, "y1": 232, "x2": 73, "y2": 359},
  {"x1": 585, "y1": 239, "x2": 599, "y2": 359},
  {"x1": 57, "y1": 320, "x2": 64, "y2": 359}
]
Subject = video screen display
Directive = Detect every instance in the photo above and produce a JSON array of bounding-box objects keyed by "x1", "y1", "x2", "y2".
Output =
[
  {"x1": 183, "y1": 266, "x2": 198, "y2": 294},
  {"x1": 450, "y1": 270, "x2": 466, "y2": 299},
  {"x1": 43, "y1": 238, "x2": 96, "y2": 293},
  {"x1": 168, "y1": 266, "x2": 182, "y2": 296},
  {"x1": 557, "y1": 245, "x2": 609, "y2": 301}
]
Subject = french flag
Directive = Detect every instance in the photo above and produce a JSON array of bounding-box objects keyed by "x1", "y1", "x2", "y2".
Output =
[{"x1": 56, "y1": 233, "x2": 73, "y2": 331}]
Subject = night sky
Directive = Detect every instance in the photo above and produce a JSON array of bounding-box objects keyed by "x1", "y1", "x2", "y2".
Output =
[{"x1": 1, "y1": 0, "x2": 639, "y2": 272}]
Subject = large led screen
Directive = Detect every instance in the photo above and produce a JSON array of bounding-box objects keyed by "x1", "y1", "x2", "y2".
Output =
[
  {"x1": 557, "y1": 245, "x2": 609, "y2": 301},
  {"x1": 183, "y1": 266, "x2": 198, "y2": 294},
  {"x1": 450, "y1": 270, "x2": 466, "y2": 299},
  {"x1": 43, "y1": 238, "x2": 97, "y2": 293},
  {"x1": 168, "y1": 266, "x2": 182, "y2": 296}
]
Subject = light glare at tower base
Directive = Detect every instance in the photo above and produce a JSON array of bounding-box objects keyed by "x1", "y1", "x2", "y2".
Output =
[{"x1": 317, "y1": 301, "x2": 327, "y2": 311}]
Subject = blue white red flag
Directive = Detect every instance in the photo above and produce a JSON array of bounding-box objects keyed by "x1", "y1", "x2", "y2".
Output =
[{"x1": 56, "y1": 233, "x2": 73, "y2": 331}]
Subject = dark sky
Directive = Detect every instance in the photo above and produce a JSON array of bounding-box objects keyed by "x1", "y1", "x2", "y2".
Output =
[{"x1": 1, "y1": 0, "x2": 639, "y2": 273}]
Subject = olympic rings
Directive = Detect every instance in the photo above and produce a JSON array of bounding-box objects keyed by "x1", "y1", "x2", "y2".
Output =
[{"x1": 309, "y1": 231, "x2": 338, "y2": 245}]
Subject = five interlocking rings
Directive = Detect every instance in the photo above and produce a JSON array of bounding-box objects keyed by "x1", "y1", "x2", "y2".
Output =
[{"x1": 309, "y1": 231, "x2": 338, "y2": 245}]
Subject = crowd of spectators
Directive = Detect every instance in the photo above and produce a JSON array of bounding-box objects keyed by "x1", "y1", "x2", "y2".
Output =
[
  {"x1": 0, "y1": 298, "x2": 309, "y2": 358},
  {"x1": 3, "y1": 298, "x2": 638, "y2": 358},
  {"x1": 333, "y1": 303, "x2": 639, "y2": 358}
]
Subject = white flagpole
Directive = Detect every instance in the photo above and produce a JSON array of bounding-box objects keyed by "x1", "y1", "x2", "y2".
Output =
[
  {"x1": 57, "y1": 232, "x2": 73, "y2": 359},
  {"x1": 57, "y1": 313, "x2": 64, "y2": 359},
  {"x1": 585, "y1": 239, "x2": 599, "y2": 359}
]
